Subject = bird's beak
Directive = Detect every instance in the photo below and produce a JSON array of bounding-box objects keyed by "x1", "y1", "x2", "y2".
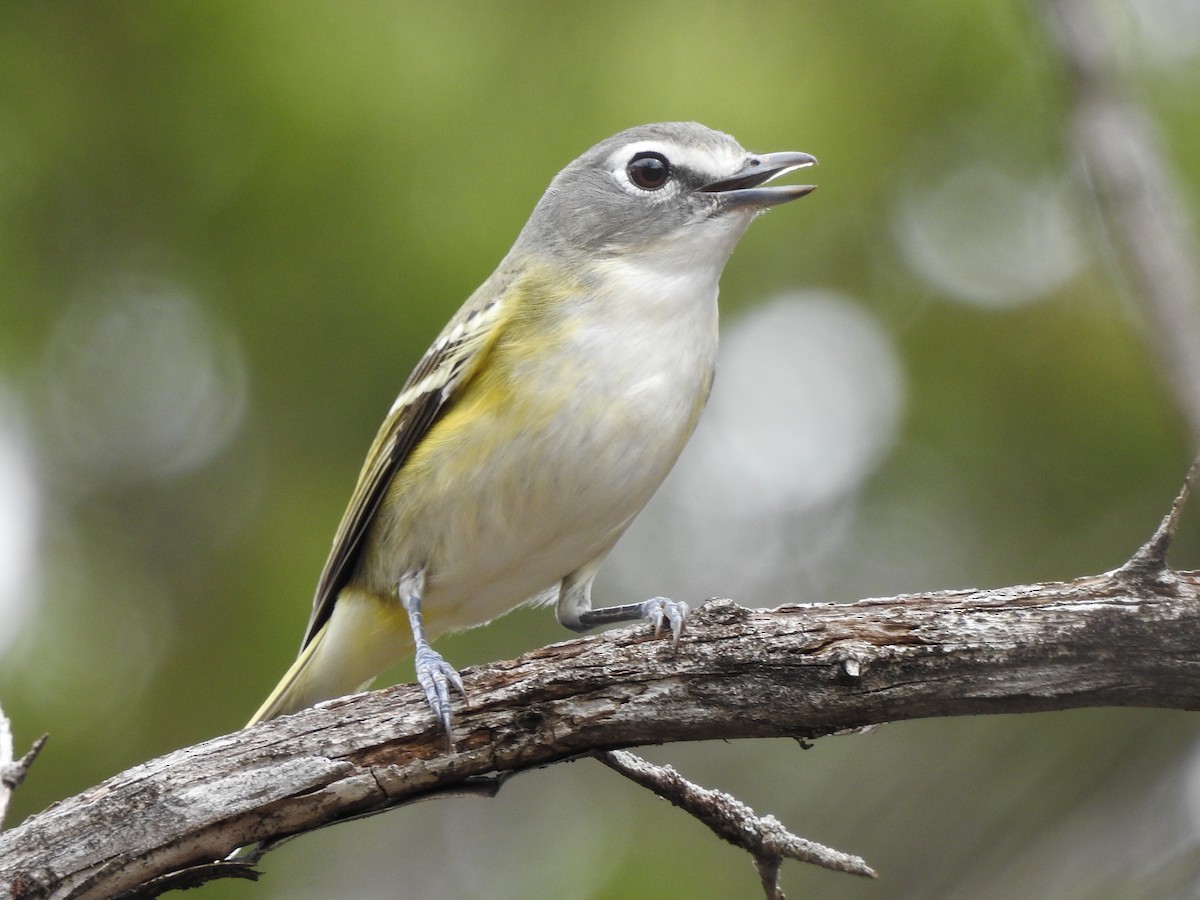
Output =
[{"x1": 699, "y1": 151, "x2": 817, "y2": 209}]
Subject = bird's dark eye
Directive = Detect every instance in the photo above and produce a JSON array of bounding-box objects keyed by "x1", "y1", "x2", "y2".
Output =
[{"x1": 627, "y1": 152, "x2": 671, "y2": 190}]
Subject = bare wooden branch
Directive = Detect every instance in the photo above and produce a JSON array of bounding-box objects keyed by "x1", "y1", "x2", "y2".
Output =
[
  {"x1": 0, "y1": 702, "x2": 47, "y2": 831},
  {"x1": 595, "y1": 749, "x2": 876, "y2": 892},
  {"x1": 3, "y1": 560, "x2": 1200, "y2": 898},
  {"x1": 0, "y1": 703, "x2": 11, "y2": 829}
]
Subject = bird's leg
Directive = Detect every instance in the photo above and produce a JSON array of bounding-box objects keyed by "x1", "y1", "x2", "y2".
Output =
[
  {"x1": 399, "y1": 569, "x2": 465, "y2": 740},
  {"x1": 556, "y1": 566, "x2": 688, "y2": 647},
  {"x1": 575, "y1": 597, "x2": 688, "y2": 647}
]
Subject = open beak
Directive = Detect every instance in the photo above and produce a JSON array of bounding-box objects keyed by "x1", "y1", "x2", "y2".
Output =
[{"x1": 699, "y1": 150, "x2": 817, "y2": 210}]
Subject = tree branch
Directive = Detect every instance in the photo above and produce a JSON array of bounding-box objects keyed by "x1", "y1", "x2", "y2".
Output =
[{"x1": 3, "y1": 544, "x2": 1200, "y2": 898}]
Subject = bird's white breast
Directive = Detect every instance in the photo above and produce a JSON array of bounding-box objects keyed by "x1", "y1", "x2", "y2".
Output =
[
  {"x1": 492, "y1": 248, "x2": 724, "y2": 548},
  {"x1": 379, "y1": 216, "x2": 756, "y2": 635}
]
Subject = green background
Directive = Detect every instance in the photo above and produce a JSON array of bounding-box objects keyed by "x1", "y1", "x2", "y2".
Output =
[{"x1": 2, "y1": 2, "x2": 1199, "y2": 898}]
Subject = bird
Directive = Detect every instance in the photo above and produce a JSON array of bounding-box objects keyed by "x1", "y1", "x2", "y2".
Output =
[{"x1": 248, "y1": 121, "x2": 816, "y2": 736}]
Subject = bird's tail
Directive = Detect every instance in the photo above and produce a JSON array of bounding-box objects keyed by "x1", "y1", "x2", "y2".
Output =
[
  {"x1": 246, "y1": 591, "x2": 413, "y2": 727},
  {"x1": 247, "y1": 626, "x2": 334, "y2": 726}
]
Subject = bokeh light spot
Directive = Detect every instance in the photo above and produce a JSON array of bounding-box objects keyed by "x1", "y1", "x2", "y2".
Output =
[
  {"x1": 898, "y1": 164, "x2": 1086, "y2": 309},
  {"x1": 39, "y1": 275, "x2": 248, "y2": 492},
  {"x1": 611, "y1": 291, "x2": 905, "y2": 601}
]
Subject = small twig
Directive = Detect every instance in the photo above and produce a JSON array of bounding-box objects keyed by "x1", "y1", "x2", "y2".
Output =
[
  {"x1": 0, "y1": 704, "x2": 9, "y2": 828},
  {"x1": 1117, "y1": 456, "x2": 1200, "y2": 579},
  {"x1": 594, "y1": 749, "x2": 876, "y2": 898},
  {"x1": 0, "y1": 701, "x2": 48, "y2": 830}
]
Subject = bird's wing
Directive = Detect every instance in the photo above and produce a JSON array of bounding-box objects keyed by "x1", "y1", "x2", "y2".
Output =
[{"x1": 298, "y1": 287, "x2": 512, "y2": 650}]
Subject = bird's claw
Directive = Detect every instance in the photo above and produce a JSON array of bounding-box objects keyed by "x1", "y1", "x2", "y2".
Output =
[
  {"x1": 639, "y1": 596, "x2": 688, "y2": 647},
  {"x1": 414, "y1": 644, "x2": 466, "y2": 741}
]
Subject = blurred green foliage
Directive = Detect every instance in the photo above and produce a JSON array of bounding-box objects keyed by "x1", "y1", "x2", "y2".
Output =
[{"x1": 1, "y1": 2, "x2": 1199, "y2": 898}]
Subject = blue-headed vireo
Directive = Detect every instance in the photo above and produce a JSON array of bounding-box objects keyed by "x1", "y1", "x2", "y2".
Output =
[{"x1": 249, "y1": 122, "x2": 816, "y2": 735}]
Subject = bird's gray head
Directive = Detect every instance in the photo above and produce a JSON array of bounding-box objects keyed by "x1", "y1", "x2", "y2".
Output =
[{"x1": 516, "y1": 122, "x2": 816, "y2": 262}]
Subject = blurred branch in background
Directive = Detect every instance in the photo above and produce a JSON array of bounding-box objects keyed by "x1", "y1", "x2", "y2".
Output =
[{"x1": 1045, "y1": 0, "x2": 1200, "y2": 442}]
